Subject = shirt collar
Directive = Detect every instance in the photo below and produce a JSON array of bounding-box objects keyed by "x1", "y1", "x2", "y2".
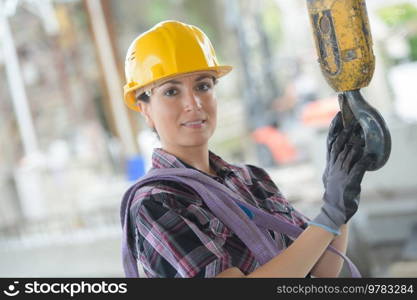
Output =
[{"x1": 151, "y1": 148, "x2": 253, "y2": 185}]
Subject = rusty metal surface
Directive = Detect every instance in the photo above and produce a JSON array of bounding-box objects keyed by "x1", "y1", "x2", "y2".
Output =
[{"x1": 307, "y1": 0, "x2": 375, "y2": 91}]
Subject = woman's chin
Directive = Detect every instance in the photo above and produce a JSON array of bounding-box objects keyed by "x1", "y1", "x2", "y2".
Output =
[{"x1": 178, "y1": 135, "x2": 211, "y2": 148}]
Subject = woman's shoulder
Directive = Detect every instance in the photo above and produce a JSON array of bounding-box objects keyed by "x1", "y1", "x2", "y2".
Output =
[
  {"x1": 243, "y1": 163, "x2": 272, "y2": 180},
  {"x1": 128, "y1": 179, "x2": 202, "y2": 213},
  {"x1": 230, "y1": 162, "x2": 276, "y2": 186},
  {"x1": 232, "y1": 163, "x2": 286, "y2": 199}
]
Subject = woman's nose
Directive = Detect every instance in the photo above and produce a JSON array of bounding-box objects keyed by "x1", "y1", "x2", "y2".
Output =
[{"x1": 183, "y1": 89, "x2": 202, "y2": 111}]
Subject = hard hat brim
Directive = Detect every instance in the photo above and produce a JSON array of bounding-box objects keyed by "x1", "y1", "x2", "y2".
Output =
[{"x1": 124, "y1": 65, "x2": 232, "y2": 112}]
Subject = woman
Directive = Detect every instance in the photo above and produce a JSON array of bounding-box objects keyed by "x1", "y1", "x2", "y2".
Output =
[{"x1": 121, "y1": 20, "x2": 370, "y2": 278}]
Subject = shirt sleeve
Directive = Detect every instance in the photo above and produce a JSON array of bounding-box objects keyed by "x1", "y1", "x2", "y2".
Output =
[{"x1": 130, "y1": 187, "x2": 232, "y2": 278}]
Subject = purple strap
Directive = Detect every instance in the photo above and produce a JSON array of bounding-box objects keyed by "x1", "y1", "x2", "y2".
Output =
[{"x1": 121, "y1": 168, "x2": 361, "y2": 278}]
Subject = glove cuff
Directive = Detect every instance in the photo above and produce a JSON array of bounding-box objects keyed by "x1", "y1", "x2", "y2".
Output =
[
  {"x1": 307, "y1": 220, "x2": 341, "y2": 236},
  {"x1": 311, "y1": 209, "x2": 342, "y2": 236}
]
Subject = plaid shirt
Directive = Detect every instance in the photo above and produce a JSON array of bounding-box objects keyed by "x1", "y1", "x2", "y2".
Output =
[{"x1": 129, "y1": 148, "x2": 308, "y2": 278}]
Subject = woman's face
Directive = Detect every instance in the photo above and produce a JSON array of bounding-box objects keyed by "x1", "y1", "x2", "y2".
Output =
[{"x1": 139, "y1": 71, "x2": 218, "y2": 150}]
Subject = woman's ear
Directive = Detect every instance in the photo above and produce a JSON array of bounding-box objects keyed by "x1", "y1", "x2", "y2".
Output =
[{"x1": 138, "y1": 102, "x2": 155, "y2": 128}]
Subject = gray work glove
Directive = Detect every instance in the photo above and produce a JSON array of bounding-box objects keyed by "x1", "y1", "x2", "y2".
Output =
[{"x1": 309, "y1": 112, "x2": 372, "y2": 235}]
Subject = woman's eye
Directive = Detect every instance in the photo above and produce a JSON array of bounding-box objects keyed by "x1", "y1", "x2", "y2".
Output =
[
  {"x1": 196, "y1": 82, "x2": 212, "y2": 92},
  {"x1": 164, "y1": 88, "x2": 178, "y2": 97}
]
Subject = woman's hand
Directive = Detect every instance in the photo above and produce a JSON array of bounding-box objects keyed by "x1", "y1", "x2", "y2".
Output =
[{"x1": 311, "y1": 112, "x2": 371, "y2": 235}]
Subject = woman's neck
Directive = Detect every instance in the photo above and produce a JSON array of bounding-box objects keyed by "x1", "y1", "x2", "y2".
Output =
[{"x1": 162, "y1": 144, "x2": 216, "y2": 176}]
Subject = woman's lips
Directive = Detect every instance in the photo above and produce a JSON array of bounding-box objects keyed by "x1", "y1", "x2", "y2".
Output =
[{"x1": 181, "y1": 120, "x2": 206, "y2": 128}]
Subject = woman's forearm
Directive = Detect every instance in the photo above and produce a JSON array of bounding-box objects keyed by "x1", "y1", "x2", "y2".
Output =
[
  {"x1": 244, "y1": 225, "x2": 335, "y2": 278},
  {"x1": 310, "y1": 224, "x2": 349, "y2": 277}
]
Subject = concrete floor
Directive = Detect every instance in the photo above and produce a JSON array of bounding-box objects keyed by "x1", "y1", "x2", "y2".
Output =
[{"x1": 0, "y1": 230, "x2": 124, "y2": 277}]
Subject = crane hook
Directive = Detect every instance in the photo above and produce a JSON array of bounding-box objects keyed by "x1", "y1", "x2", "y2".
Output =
[{"x1": 339, "y1": 91, "x2": 391, "y2": 171}]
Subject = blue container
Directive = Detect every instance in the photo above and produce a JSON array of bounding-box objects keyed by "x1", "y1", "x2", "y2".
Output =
[{"x1": 126, "y1": 155, "x2": 146, "y2": 181}]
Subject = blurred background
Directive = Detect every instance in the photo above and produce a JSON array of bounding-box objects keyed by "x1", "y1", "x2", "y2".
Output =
[{"x1": 0, "y1": 0, "x2": 416, "y2": 278}]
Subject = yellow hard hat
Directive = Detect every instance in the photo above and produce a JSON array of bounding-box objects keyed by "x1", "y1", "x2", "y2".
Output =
[{"x1": 123, "y1": 20, "x2": 233, "y2": 111}]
